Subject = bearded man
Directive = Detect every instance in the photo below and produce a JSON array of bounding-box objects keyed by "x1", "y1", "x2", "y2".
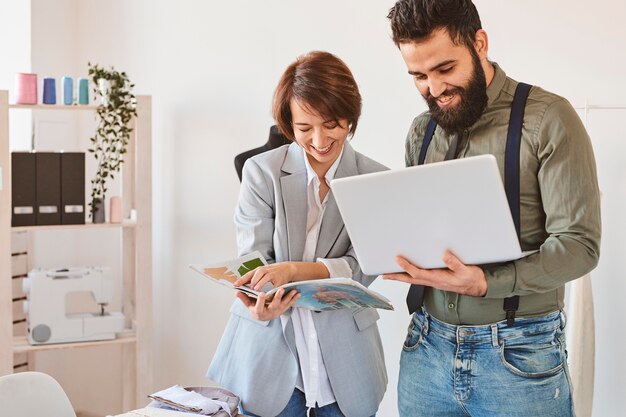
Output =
[{"x1": 384, "y1": 1, "x2": 601, "y2": 416}]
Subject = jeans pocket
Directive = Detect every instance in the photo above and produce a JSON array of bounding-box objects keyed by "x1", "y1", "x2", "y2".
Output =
[
  {"x1": 499, "y1": 331, "x2": 565, "y2": 378},
  {"x1": 402, "y1": 315, "x2": 424, "y2": 352}
]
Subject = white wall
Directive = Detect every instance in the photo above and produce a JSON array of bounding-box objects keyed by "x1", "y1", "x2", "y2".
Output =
[
  {"x1": 0, "y1": 2, "x2": 31, "y2": 88},
  {"x1": 0, "y1": 1, "x2": 31, "y2": 151},
  {"x1": 25, "y1": 1, "x2": 626, "y2": 416}
]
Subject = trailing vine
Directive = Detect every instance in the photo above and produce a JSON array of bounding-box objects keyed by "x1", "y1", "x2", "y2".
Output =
[{"x1": 87, "y1": 63, "x2": 137, "y2": 220}]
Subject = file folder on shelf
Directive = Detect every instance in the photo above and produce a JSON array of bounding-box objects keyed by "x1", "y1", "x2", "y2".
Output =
[
  {"x1": 35, "y1": 152, "x2": 61, "y2": 225},
  {"x1": 61, "y1": 152, "x2": 85, "y2": 224},
  {"x1": 11, "y1": 152, "x2": 36, "y2": 227}
]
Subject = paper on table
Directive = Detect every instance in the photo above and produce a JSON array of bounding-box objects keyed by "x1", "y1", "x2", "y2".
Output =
[{"x1": 149, "y1": 385, "x2": 232, "y2": 416}]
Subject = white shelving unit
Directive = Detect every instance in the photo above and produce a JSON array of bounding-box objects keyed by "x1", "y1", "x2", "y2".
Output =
[{"x1": 0, "y1": 90, "x2": 153, "y2": 411}]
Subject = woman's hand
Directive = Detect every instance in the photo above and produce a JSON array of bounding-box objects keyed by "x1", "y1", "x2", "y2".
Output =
[
  {"x1": 233, "y1": 262, "x2": 296, "y2": 291},
  {"x1": 236, "y1": 289, "x2": 301, "y2": 321}
]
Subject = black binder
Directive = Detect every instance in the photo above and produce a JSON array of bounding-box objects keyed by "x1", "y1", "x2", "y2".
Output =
[
  {"x1": 60, "y1": 152, "x2": 85, "y2": 224},
  {"x1": 11, "y1": 152, "x2": 37, "y2": 227},
  {"x1": 35, "y1": 152, "x2": 61, "y2": 225}
]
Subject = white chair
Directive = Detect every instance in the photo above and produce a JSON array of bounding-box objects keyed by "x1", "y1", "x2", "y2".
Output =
[{"x1": 0, "y1": 371, "x2": 76, "y2": 417}]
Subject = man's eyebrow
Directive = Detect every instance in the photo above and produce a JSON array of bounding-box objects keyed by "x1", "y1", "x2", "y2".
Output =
[{"x1": 408, "y1": 59, "x2": 457, "y2": 76}]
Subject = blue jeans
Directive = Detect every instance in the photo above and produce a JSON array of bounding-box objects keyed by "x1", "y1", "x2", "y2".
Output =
[
  {"x1": 241, "y1": 388, "x2": 375, "y2": 417},
  {"x1": 398, "y1": 309, "x2": 575, "y2": 417}
]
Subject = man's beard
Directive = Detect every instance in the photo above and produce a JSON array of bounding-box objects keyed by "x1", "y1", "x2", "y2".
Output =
[{"x1": 424, "y1": 51, "x2": 488, "y2": 135}]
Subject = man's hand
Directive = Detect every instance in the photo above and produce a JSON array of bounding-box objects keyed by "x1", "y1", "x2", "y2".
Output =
[
  {"x1": 233, "y1": 262, "x2": 296, "y2": 291},
  {"x1": 236, "y1": 289, "x2": 301, "y2": 321},
  {"x1": 383, "y1": 251, "x2": 488, "y2": 297}
]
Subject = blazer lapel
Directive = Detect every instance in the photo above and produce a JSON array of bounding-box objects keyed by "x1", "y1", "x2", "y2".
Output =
[
  {"x1": 315, "y1": 143, "x2": 359, "y2": 259},
  {"x1": 280, "y1": 143, "x2": 307, "y2": 261}
]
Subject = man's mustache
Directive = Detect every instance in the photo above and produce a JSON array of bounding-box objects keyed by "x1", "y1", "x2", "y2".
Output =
[{"x1": 425, "y1": 86, "x2": 464, "y2": 104}]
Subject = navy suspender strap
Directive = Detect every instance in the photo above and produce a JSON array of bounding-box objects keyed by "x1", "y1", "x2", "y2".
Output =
[
  {"x1": 407, "y1": 82, "x2": 533, "y2": 326},
  {"x1": 502, "y1": 82, "x2": 532, "y2": 326},
  {"x1": 418, "y1": 118, "x2": 438, "y2": 165},
  {"x1": 505, "y1": 82, "x2": 532, "y2": 238},
  {"x1": 406, "y1": 118, "x2": 439, "y2": 314}
]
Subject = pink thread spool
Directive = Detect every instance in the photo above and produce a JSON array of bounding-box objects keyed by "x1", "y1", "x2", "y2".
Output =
[
  {"x1": 109, "y1": 196, "x2": 123, "y2": 223},
  {"x1": 15, "y1": 73, "x2": 38, "y2": 104}
]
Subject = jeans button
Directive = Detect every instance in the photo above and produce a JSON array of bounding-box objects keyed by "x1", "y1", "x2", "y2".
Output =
[{"x1": 448, "y1": 303, "x2": 455, "y2": 309}]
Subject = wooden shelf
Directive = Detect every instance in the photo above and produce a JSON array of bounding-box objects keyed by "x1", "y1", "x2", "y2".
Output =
[
  {"x1": 12, "y1": 221, "x2": 137, "y2": 232},
  {"x1": 13, "y1": 332, "x2": 136, "y2": 353},
  {"x1": 8, "y1": 103, "x2": 99, "y2": 110},
  {"x1": 1, "y1": 90, "x2": 153, "y2": 409}
]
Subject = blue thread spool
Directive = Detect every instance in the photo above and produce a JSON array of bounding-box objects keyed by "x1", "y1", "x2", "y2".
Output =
[
  {"x1": 63, "y1": 76, "x2": 73, "y2": 105},
  {"x1": 78, "y1": 78, "x2": 89, "y2": 105},
  {"x1": 42, "y1": 77, "x2": 56, "y2": 104}
]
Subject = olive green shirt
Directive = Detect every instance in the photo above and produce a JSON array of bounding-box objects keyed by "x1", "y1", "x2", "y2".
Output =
[{"x1": 405, "y1": 64, "x2": 601, "y2": 325}]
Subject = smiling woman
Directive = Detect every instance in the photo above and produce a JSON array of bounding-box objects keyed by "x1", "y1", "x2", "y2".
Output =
[
  {"x1": 206, "y1": 51, "x2": 388, "y2": 417},
  {"x1": 272, "y1": 51, "x2": 365, "y2": 201},
  {"x1": 288, "y1": 100, "x2": 349, "y2": 183}
]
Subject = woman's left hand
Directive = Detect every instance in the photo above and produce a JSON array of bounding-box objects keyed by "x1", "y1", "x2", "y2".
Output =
[
  {"x1": 236, "y1": 288, "x2": 301, "y2": 321},
  {"x1": 233, "y1": 262, "x2": 296, "y2": 291}
]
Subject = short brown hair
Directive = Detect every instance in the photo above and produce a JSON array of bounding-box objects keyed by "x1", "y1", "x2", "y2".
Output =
[{"x1": 272, "y1": 51, "x2": 361, "y2": 140}]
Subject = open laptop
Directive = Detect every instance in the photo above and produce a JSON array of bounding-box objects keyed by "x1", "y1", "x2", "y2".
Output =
[{"x1": 330, "y1": 154, "x2": 522, "y2": 275}]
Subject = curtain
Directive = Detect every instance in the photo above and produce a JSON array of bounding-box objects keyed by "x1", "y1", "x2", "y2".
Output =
[{"x1": 565, "y1": 274, "x2": 595, "y2": 417}]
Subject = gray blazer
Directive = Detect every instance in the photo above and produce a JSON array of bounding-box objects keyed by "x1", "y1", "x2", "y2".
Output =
[{"x1": 207, "y1": 142, "x2": 388, "y2": 417}]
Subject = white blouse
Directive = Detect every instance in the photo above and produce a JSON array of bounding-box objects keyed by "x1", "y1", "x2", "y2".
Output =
[{"x1": 283, "y1": 145, "x2": 352, "y2": 408}]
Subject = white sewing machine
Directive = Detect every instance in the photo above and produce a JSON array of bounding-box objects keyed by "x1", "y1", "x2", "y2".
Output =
[{"x1": 22, "y1": 267, "x2": 125, "y2": 345}]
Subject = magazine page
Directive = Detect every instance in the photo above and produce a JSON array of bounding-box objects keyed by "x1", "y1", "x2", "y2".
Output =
[
  {"x1": 189, "y1": 251, "x2": 268, "y2": 297},
  {"x1": 281, "y1": 278, "x2": 394, "y2": 311},
  {"x1": 191, "y1": 253, "x2": 394, "y2": 311}
]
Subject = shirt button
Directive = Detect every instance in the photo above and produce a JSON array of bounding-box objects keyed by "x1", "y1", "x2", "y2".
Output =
[{"x1": 448, "y1": 303, "x2": 455, "y2": 309}]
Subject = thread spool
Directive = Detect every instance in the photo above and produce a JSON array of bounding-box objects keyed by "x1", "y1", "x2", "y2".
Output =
[
  {"x1": 109, "y1": 196, "x2": 122, "y2": 223},
  {"x1": 78, "y1": 78, "x2": 89, "y2": 105},
  {"x1": 15, "y1": 73, "x2": 38, "y2": 104},
  {"x1": 62, "y1": 76, "x2": 73, "y2": 105},
  {"x1": 42, "y1": 77, "x2": 56, "y2": 105}
]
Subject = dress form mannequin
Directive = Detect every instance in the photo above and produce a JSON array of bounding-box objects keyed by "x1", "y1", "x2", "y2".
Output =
[{"x1": 234, "y1": 125, "x2": 291, "y2": 181}]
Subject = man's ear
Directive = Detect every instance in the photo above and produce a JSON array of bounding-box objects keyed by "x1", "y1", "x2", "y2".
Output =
[{"x1": 473, "y1": 29, "x2": 489, "y2": 60}]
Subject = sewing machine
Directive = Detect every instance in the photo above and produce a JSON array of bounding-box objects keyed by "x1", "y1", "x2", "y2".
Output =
[{"x1": 22, "y1": 267, "x2": 125, "y2": 345}]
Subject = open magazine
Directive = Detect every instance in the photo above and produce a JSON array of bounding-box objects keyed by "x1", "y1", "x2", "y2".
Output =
[{"x1": 190, "y1": 251, "x2": 393, "y2": 311}]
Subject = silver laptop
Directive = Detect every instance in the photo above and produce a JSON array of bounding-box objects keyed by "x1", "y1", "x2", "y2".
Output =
[{"x1": 331, "y1": 154, "x2": 522, "y2": 275}]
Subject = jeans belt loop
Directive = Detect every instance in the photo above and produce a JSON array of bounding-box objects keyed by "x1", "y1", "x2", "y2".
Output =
[
  {"x1": 490, "y1": 324, "x2": 499, "y2": 348},
  {"x1": 422, "y1": 310, "x2": 430, "y2": 336}
]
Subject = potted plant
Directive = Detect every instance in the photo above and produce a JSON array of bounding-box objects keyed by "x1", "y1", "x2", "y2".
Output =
[{"x1": 87, "y1": 63, "x2": 137, "y2": 222}]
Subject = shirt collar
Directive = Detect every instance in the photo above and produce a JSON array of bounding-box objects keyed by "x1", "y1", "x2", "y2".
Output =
[
  {"x1": 303, "y1": 145, "x2": 345, "y2": 186},
  {"x1": 486, "y1": 62, "x2": 507, "y2": 106}
]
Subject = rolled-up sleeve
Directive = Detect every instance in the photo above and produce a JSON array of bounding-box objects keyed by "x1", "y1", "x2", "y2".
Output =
[{"x1": 317, "y1": 257, "x2": 353, "y2": 278}]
